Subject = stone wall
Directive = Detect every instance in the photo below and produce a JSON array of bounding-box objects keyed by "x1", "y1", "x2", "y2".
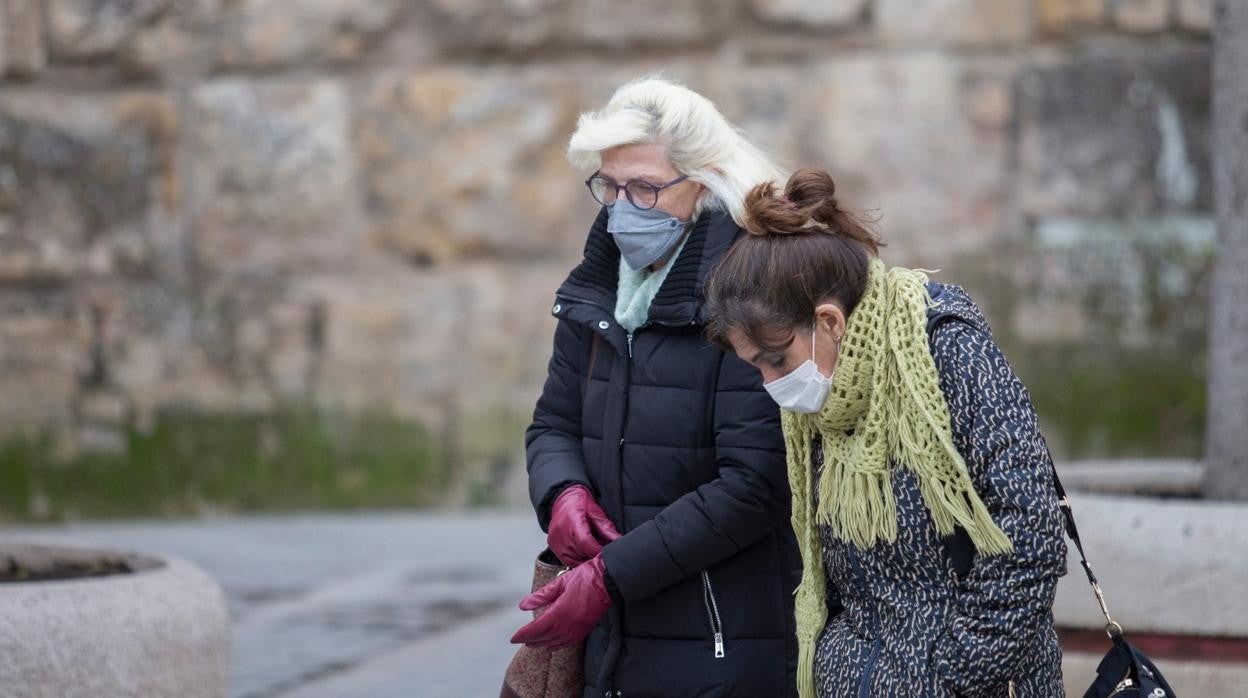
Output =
[{"x1": 0, "y1": 1, "x2": 1215, "y2": 499}]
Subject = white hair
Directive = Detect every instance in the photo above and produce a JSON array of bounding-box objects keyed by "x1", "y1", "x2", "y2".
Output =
[{"x1": 567, "y1": 76, "x2": 787, "y2": 228}]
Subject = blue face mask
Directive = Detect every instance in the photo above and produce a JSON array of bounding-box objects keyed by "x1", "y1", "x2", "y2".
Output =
[{"x1": 607, "y1": 199, "x2": 689, "y2": 271}]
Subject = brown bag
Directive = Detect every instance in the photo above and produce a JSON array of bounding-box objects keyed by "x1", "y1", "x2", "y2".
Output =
[{"x1": 500, "y1": 549, "x2": 586, "y2": 698}]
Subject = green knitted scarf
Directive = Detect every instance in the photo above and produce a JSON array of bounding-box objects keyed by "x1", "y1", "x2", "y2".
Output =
[{"x1": 785, "y1": 259, "x2": 1014, "y2": 698}]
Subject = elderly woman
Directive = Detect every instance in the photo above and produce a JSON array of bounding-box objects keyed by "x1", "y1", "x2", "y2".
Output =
[
  {"x1": 510, "y1": 77, "x2": 801, "y2": 696},
  {"x1": 703, "y1": 169, "x2": 1068, "y2": 697}
]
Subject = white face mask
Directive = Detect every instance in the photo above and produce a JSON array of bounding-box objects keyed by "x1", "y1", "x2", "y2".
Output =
[{"x1": 762, "y1": 325, "x2": 833, "y2": 413}]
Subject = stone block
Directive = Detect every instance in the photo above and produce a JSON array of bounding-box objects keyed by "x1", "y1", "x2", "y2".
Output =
[
  {"x1": 1052, "y1": 493, "x2": 1248, "y2": 636},
  {"x1": 188, "y1": 78, "x2": 363, "y2": 274},
  {"x1": 354, "y1": 67, "x2": 595, "y2": 263},
  {"x1": 423, "y1": 0, "x2": 728, "y2": 53},
  {"x1": 875, "y1": 0, "x2": 1031, "y2": 45},
  {"x1": 47, "y1": 0, "x2": 169, "y2": 60},
  {"x1": 76, "y1": 390, "x2": 131, "y2": 426},
  {"x1": 1018, "y1": 47, "x2": 1212, "y2": 218},
  {"x1": 43, "y1": 0, "x2": 221, "y2": 76},
  {"x1": 806, "y1": 53, "x2": 1016, "y2": 267},
  {"x1": 749, "y1": 0, "x2": 868, "y2": 28},
  {"x1": 1056, "y1": 459, "x2": 1204, "y2": 496},
  {"x1": 0, "y1": 4, "x2": 6, "y2": 77},
  {"x1": 698, "y1": 64, "x2": 813, "y2": 170},
  {"x1": 0, "y1": 90, "x2": 177, "y2": 279},
  {"x1": 1035, "y1": 0, "x2": 1105, "y2": 35},
  {"x1": 307, "y1": 258, "x2": 570, "y2": 425},
  {"x1": 120, "y1": 0, "x2": 223, "y2": 78},
  {"x1": 2, "y1": 0, "x2": 47, "y2": 77},
  {"x1": 218, "y1": 0, "x2": 403, "y2": 69},
  {"x1": 1111, "y1": 0, "x2": 1171, "y2": 33},
  {"x1": 1176, "y1": 0, "x2": 1212, "y2": 33},
  {"x1": 1016, "y1": 215, "x2": 1214, "y2": 348},
  {"x1": 0, "y1": 312, "x2": 86, "y2": 427}
]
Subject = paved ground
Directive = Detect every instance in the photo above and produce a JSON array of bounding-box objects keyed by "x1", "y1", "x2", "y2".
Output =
[
  {"x1": 5, "y1": 511, "x2": 545, "y2": 698},
  {"x1": 7, "y1": 505, "x2": 1246, "y2": 697}
]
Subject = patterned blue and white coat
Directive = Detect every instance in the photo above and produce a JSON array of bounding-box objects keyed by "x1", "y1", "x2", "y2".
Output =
[{"x1": 811, "y1": 282, "x2": 1069, "y2": 698}]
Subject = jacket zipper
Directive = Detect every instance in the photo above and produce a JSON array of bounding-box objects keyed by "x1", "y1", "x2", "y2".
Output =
[
  {"x1": 848, "y1": 545, "x2": 881, "y2": 698},
  {"x1": 555, "y1": 293, "x2": 636, "y2": 359},
  {"x1": 701, "y1": 571, "x2": 725, "y2": 658}
]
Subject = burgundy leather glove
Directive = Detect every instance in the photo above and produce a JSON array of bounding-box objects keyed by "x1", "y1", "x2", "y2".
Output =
[
  {"x1": 547, "y1": 485, "x2": 620, "y2": 567},
  {"x1": 510, "y1": 554, "x2": 612, "y2": 649}
]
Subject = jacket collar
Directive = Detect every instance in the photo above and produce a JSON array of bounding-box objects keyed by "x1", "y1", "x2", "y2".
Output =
[
  {"x1": 555, "y1": 206, "x2": 743, "y2": 328},
  {"x1": 924, "y1": 280, "x2": 990, "y2": 336}
]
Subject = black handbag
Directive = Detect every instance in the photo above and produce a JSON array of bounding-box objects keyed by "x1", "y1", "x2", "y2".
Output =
[{"x1": 1050, "y1": 467, "x2": 1179, "y2": 698}]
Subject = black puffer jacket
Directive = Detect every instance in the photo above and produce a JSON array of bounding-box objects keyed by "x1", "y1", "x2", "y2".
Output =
[{"x1": 526, "y1": 208, "x2": 801, "y2": 697}]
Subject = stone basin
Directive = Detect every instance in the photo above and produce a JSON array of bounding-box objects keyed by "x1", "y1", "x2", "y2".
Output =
[{"x1": 0, "y1": 541, "x2": 230, "y2": 698}]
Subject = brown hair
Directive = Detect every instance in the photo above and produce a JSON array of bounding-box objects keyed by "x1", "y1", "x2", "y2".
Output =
[{"x1": 704, "y1": 168, "x2": 884, "y2": 354}]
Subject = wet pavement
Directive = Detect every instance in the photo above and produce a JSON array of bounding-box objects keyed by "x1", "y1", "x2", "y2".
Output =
[
  {"x1": 6, "y1": 506, "x2": 1248, "y2": 697},
  {"x1": 4, "y1": 510, "x2": 545, "y2": 697}
]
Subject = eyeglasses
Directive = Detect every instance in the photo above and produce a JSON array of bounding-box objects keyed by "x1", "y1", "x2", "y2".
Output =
[{"x1": 585, "y1": 172, "x2": 689, "y2": 210}]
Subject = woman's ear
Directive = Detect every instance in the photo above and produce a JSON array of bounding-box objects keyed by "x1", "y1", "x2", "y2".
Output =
[{"x1": 813, "y1": 302, "x2": 846, "y2": 343}]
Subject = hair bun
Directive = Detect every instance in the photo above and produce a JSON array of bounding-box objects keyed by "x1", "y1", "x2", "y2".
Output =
[
  {"x1": 785, "y1": 168, "x2": 841, "y2": 223},
  {"x1": 742, "y1": 181, "x2": 803, "y2": 236},
  {"x1": 740, "y1": 168, "x2": 883, "y2": 253},
  {"x1": 742, "y1": 168, "x2": 842, "y2": 236}
]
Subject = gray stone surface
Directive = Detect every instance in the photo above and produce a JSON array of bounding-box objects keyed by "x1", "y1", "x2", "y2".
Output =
[
  {"x1": 0, "y1": 541, "x2": 230, "y2": 698},
  {"x1": 188, "y1": 77, "x2": 363, "y2": 276},
  {"x1": 5, "y1": 511, "x2": 545, "y2": 698},
  {"x1": 9, "y1": 504, "x2": 1248, "y2": 696},
  {"x1": 1018, "y1": 46, "x2": 1213, "y2": 218},
  {"x1": 749, "y1": 0, "x2": 868, "y2": 28},
  {"x1": 353, "y1": 67, "x2": 592, "y2": 263},
  {"x1": 0, "y1": 2, "x2": 6, "y2": 77},
  {"x1": 1052, "y1": 493, "x2": 1248, "y2": 636},
  {"x1": 1111, "y1": 0, "x2": 1171, "y2": 33},
  {"x1": 281, "y1": 602, "x2": 531, "y2": 698},
  {"x1": 1012, "y1": 215, "x2": 1215, "y2": 346},
  {"x1": 0, "y1": 0, "x2": 1222, "y2": 531},
  {"x1": 422, "y1": 0, "x2": 730, "y2": 53},
  {"x1": 297, "y1": 257, "x2": 569, "y2": 425},
  {"x1": 1035, "y1": 0, "x2": 1105, "y2": 35},
  {"x1": 1205, "y1": 0, "x2": 1248, "y2": 500},
  {"x1": 1, "y1": 0, "x2": 47, "y2": 77},
  {"x1": 1056, "y1": 459, "x2": 1204, "y2": 496},
  {"x1": 217, "y1": 0, "x2": 404, "y2": 69},
  {"x1": 46, "y1": 0, "x2": 170, "y2": 60},
  {"x1": 1177, "y1": 0, "x2": 1212, "y2": 33},
  {"x1": 875, "y1": 0, "x2": 1032, "y2": 45},
  {"x1": 0, "y1": 88, "x2": 177, "y2": 265},
  {"x1": 807, "y1": 52, "x2": 1017, "y2": 267}
]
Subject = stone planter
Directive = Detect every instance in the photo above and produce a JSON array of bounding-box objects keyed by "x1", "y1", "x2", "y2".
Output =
[{"x1": 0, "y1": 541, "x2": 230, "y2": 698}]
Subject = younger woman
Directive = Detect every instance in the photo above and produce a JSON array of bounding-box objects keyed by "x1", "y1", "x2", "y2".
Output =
[{"x1": 704, "y1": 169, "x2": 1068, "y2": 697}]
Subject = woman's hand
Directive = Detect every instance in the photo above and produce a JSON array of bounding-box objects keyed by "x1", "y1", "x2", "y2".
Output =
[
  {"x1": 547, "y1": 485, "x2": 621, "y2": 567},
  {"x1": 510, "y1": 554, "x2": 612, "y2": 648}
]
